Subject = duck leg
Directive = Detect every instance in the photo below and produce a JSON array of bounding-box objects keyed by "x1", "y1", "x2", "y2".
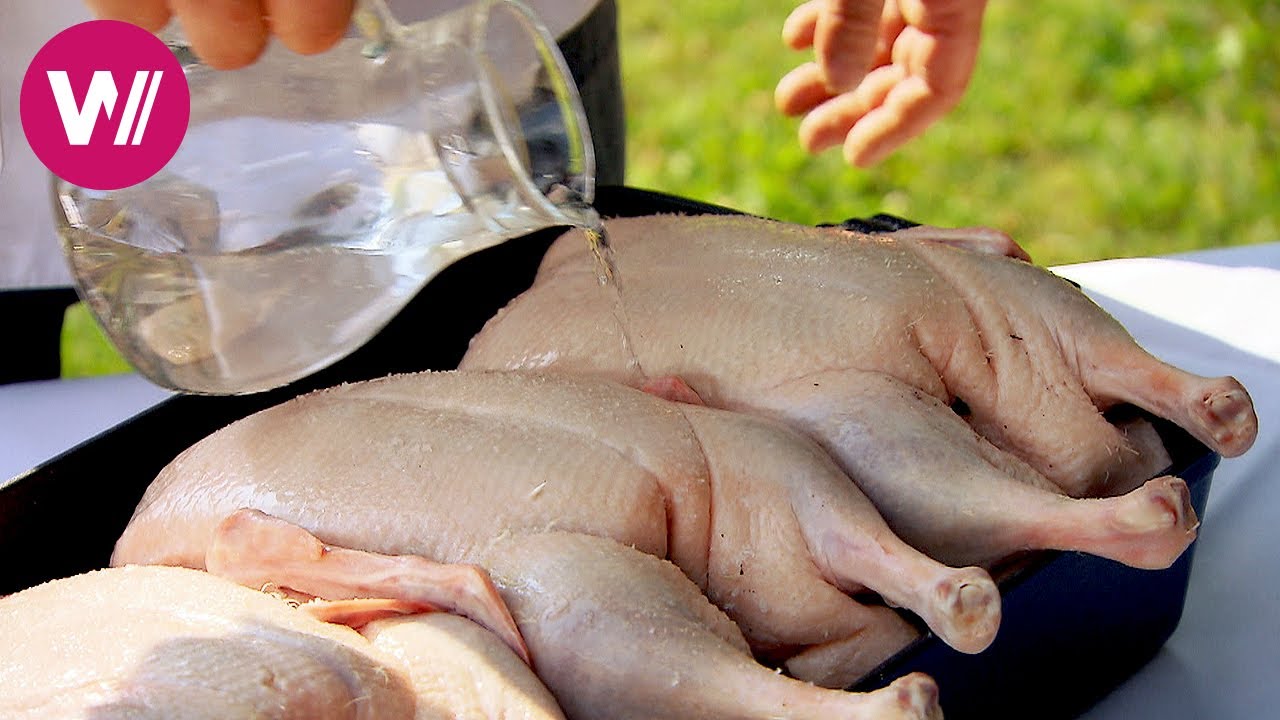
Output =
[
  {"x1": 481, "y1": 531, "x2": 942, "y2": 720},
  {"x1": 760, "y1": 370, "x2": 1198, "y2": 570}
]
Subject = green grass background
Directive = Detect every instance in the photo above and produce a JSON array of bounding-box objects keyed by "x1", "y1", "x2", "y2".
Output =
[
  {"x1": 63, "y1": 0, "x2": 1279, "y2": 377},
  {"x1": 620, "y1": 0, "x2": 1277, "y2": 263}
]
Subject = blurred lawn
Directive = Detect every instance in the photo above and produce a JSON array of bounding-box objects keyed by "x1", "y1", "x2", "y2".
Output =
[
  {"x1": 62, "y1": 302, "x2": 133, "y2": 378},
  {"x1": 63, "y1": 0, "x2": 1279, "y2": 377},
  {"x1": 618, "y1": 0, "x2": 1278, "y2": 265}
]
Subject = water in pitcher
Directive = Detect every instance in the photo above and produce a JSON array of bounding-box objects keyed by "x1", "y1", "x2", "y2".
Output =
[{"x1": 55, "y1": 116, "x2": 560, "y2": 394}]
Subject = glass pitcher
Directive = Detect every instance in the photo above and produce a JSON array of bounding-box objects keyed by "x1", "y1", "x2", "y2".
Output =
[{"x1": 52, "y1": 0, "x2": 595, "y2": 394}]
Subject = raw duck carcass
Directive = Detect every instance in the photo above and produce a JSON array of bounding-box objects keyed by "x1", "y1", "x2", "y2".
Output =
[
  {"x1": 208, "y1": 511, "x2": 940, "y2": 719},
  {"x1": 461, "y1": 214, "x2": 1258, "y2": 568},
  {"x1": 112, "y1": 369, "x2": 993, "y2": 693},
  {"x1": 0, "y1": 564, "x2": 565, "y2": 720}
]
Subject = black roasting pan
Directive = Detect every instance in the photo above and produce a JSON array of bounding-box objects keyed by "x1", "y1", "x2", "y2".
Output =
[{"x1": 0, "y1": 186, "x2": 1216, "y2": 720}]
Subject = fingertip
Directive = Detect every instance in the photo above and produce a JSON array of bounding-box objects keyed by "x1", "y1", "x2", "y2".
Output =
[
  {"x1": 276, "y1": 25, "x2": 347, "y2": 56},
  {"x1": 170, "y1": 0, "x2": 270, "y2": 70},
  {"x1": 774, "y1": 81, "x2": 795, "y2": 115},
  {"x1": 775, "y1": 63, "x2": 830, "y2": 116},
  {"x1": 84, "y1": 0, "x2": 173, "y2": 32},
  {"x1": 197, "y1": 37, "x2": 269, "y2": 70},
  {"x1": 798, "y1": 107, "x2": 851, "y2": 155},
  {"x1": 782, "y1": 0, "x2": 821, "y2": 50},
  {"x1": 798, "y1": 126, "x2": 824, "y2": 155},
  {"x1": 802, "y1": 130, "x2": 841, "y2": 156},
  {"x1": 136, "y1": 8, "x2": 174, "y2": 32},
  {"x1": 265, "y1": 0, "x2": 354, "y2": 57},
  {"x1": 844, "y1": 135, "x2": 891, "y2": 168}
]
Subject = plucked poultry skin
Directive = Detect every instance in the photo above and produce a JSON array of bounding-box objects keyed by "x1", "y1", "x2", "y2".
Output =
[
  {"x1": 0, "y1": 564, "x2": 565, "y2": 720},
  {"x1": 208, "y1": 510, "x2": 941, "y2": 720},
  {"x1": 462, "y1": 214, "x2": 1257, "y2": 567},
  {"x1": 113, "y1": 369, "x2": 999, "y2": 689}
]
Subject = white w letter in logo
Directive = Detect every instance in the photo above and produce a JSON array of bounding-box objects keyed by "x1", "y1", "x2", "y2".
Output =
[{"x1": 46, "y1": 70, "x2": 164, "y2": 146}]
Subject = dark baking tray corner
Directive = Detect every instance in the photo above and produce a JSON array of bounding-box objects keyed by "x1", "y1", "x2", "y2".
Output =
[{"x1": 0, "y1": 187, "x2": 1218, "y2": 720}]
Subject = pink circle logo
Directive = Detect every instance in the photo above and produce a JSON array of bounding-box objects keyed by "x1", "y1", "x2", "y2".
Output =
[{"x1": 20, "y1": 20, "x2": 190, "y2": 191}]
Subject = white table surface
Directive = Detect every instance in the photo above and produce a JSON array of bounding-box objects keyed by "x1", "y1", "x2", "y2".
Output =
[
  {"x1": 2, "y1": 242, "x2": 1277, "y2": 718},
  {"x1": 1056, "y1": 243, "x2": 1280, "y2": 720}
]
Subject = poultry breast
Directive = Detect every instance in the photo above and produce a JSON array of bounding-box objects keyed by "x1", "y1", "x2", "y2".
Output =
[
  {"x1": 461, "y1": 213, "x2": 1258, "y2": 568},
  {"x1": 0, "y1": 564, "x2": 564, "y2": 720}
]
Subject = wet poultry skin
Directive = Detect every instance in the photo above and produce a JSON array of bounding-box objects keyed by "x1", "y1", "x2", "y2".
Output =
[
  {"x1": 114, "y1": 370, "x2": 1000, "y2": 690},
  {"x1": 462, "y1": 213, "x2": 1257, "y2": 568}
]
